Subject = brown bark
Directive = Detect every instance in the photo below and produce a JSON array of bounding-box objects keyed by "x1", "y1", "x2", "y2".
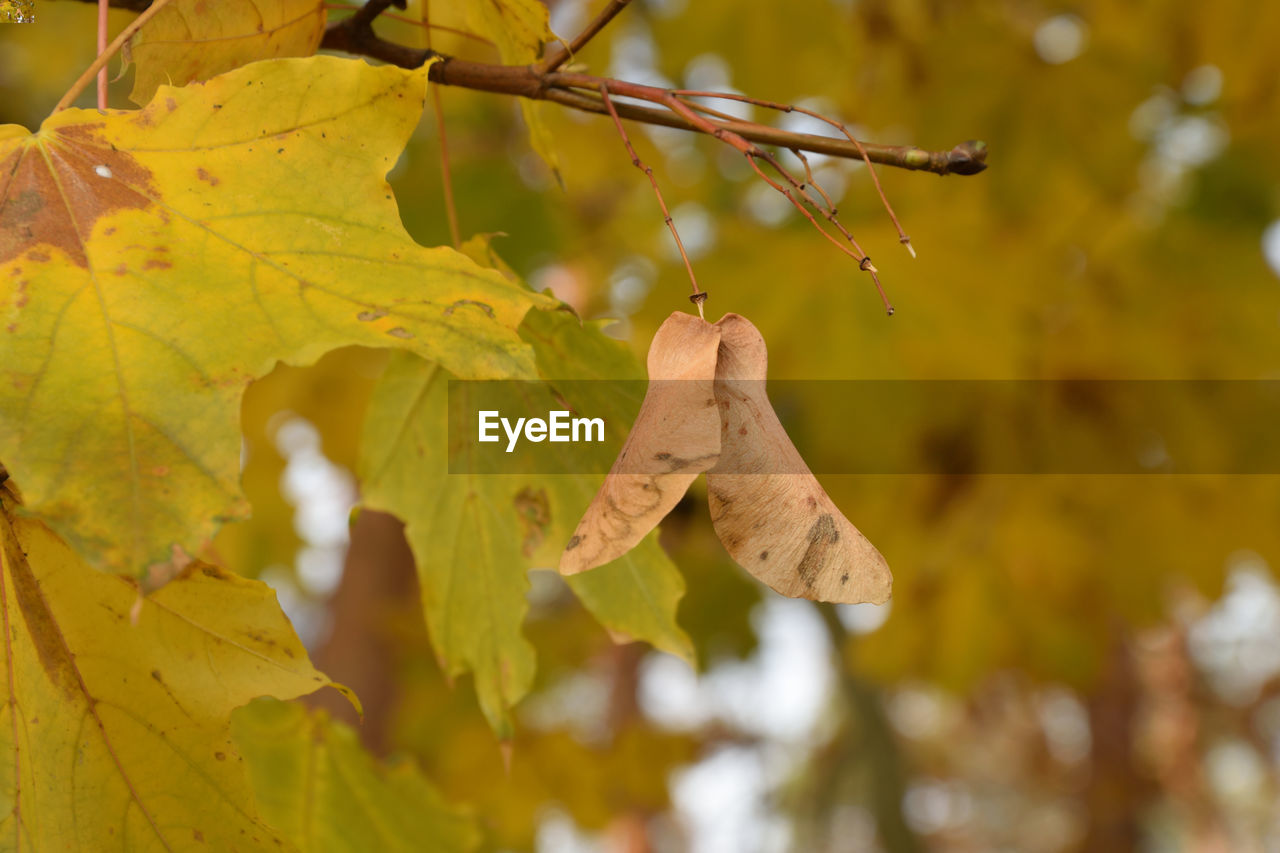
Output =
[{"x1": 307, "y1": 508, "x2": 417, "y2": 754}]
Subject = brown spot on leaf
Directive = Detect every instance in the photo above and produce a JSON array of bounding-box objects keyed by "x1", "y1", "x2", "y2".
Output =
[
  {"x1": 796, "y1": 514, "x2": 838, "y2": 588},
  {"x1": 4, "y1": 523, "x2": 83, "y2": 700},
  {"x1": 0, "y1": 124, "x2": 157, "y2": 269},
  {"x1": 566, "y1": 535, "x2": 582, "y2": 550},
  {"x1": 514, "y1": 487, "x2": 551, "y2": 557},
  {"x1": 143, "y1": 259, "x2": 171, "y2": 270},
  {"x1": 214, "y1": 751, "x2": 226, "y2": 761},
  {"x1": 443, "y1": 299, "x2": 495, "y2": 318},
  {"x1": 356, "y1": 308, "x2": 386, "y2": 322},
  {"x1": 195, "y1": 167, "x2": 219, "y2": 186},
  {"x1": 386, "y1": 327, "x2": 413, "y2": 339}
]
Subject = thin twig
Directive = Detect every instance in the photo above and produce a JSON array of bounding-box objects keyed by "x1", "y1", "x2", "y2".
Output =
[
  {"x1": 791, "y1": 148, "x2": 838, "y2": 213},
  {"x1": 599, "y1": 84, "x2": 705, "y2": 317},
  {"x1": 55, "y1": 0, "x2": 175, "y2": 111},
  {"x1": 545, "y1": 72, "x2": 985, "y2": 177},
  {"x1": 421, "y1": 0, "x2": 460, "y2": 248},
  {"x1": 660, "y1": 92, "x2": 894, "y2": 313},
  {"x1": 675, "y1": 89, "x2": 915, "y2": 256},
  {"x1": 541, "y1": 84, "x2": 986, "y2": 176},
  {"x1": 97, "y1": 0, "x2": 109, "y2": 109},
  {"x1": 539, "y1": 0, "x2": 632, "y2": 73},
  {"x1": 541, "y1": 71, "x2": 895, "y2": 310}
]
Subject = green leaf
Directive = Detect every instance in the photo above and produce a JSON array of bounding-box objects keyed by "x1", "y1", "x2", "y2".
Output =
[
  {"x1": 359, "y1": 355, "x2": 536, "y2": 737},
  {"x1": 0, "y1": 493, "x2": 348, "y2": 851},
  {"x1": 124, "y1": 0, "x2": 327, "y2": 105},
  {"x1": 359, "y1": 306, "x2": 693, "y2": 734},
  {"x1": 517, "y1": 307, "x2": 694, "y2": 666},
  {"x1": 0, "y1": 56, "x2": 550, "y2": 573},
  {"x1": 565, "y1": 535, "x2": 695, "y2": 656},
  {"x1": 233, "y1": 699, "x2": 480, "y2": 853}
]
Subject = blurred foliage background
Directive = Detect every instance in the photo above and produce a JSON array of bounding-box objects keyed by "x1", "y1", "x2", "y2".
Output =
[{"x1": 5, "y1": 0, "x2": 1280, "y2": 850}]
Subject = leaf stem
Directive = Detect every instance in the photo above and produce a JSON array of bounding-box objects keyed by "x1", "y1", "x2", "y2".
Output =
[
  {"x1": 97, "y1": 0, "x2": 109, "y2": 109},
  {"x1": 421, "y1": 0, "x2": 461, "y2": 248},
  {"x1": 598, "y1": 83, "x2": 705, "y2": 315},
  {"x1": 55, "y1": 0, "x2": 175, "y2": 112}
]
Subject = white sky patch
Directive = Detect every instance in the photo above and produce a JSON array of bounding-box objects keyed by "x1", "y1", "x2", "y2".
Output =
[
  {"x1": 1204, "y1": 739, "x2": 1267, "y2": 804},
  {"x1": 887, "y1": 684, "x2": 954, "y2": 740},
  {"x1": 682, "y1": 54, "x2": 753, "y2": 122},
  {"x1": 609, "y1": 256, "x2": 656, "y2": 316},
  {"x1": 809, "y1": 165, "x2": 847, "y2": 208},
  {"x1": 266, "y1": 415, "x2": 358, "y2": 647},
  {"x1": 1129, "y1": 89, "x2": 1178, "y2": 141},
  {"x1": 1261, "y1": 220, "x2": 1280, "y2": 280},
  {"x1": 684, "y1": 53, "x2": 731, "y2": 91},
  {"x1": 663, "y1": 201, "x2": 715, "y2": 260},
  {"x1": 548, "y1": 0, "x2": 587, "y2": 42},
  {"x1": 536, "y1": 807, "x2": 604, "y2": 853},
  {"x1": 776, "y1": 98, "x2": 853, "y2": 171},
  {"x1": 903, "y1": 778, "x2": 973, "y2": 835},
  {"x1": 640, "y1": 597, "x2": 834, "y2": 740},
  {"x1": 94, "y1": 164, "x2": 112, "y2": 179},
  {"x1": 1034, "y1": 14, "x2": 1088, "y2": 65},
  {"x1": 1154, "y1": 114, "x2": 1228, "y2": 168},
  {"x1": 521, "y1": 669, "x2": 612, "y2": 742},
  {"x1": 1188, "y1": 553, "x2": 1280, "y2": 705},
  {"x1": 672, "y1": 746, "x2": 792, "y2": 853},
  {"x1": 529, "y1": 262, "x2": 584, "y2": 307},
  {"x1": 609, "y1": 24, "x2": 674, "y2": 92},
  {"x1": 837, "y1": 599, "x2": 891, "y2": 634},
  {"x1": 1182, "y1": 64, "x2": 1223, "y2": 106},
  {"x1": 1038, "y1": 687, "x2": 1092, "y2": 764},
  {"x1": 744, "y1": 180, "x2": 793, "y2": 227},
  {"x1": 643, "y1": 0, "x2": 688, "y2": 20}
]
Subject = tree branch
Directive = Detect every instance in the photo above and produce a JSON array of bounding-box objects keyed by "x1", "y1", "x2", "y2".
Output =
[{"x1": 77, "y1": 0, "x2": 988, "y2": 177}]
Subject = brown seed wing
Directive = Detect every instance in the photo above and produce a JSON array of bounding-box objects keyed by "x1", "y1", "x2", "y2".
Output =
[
  {"x1": 559, "y1": 312, "x2": 721, "y2": 574},
  {"x1": 706, "y1": 313, "x2": 891, "y2": 604}
]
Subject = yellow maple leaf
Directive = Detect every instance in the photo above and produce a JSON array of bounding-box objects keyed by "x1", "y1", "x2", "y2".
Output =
[
  {"x1": 0, "y1": 491, "x2": 352, "y2": 850},
  {"x1": 0, "y1": 56, "x2": 550, "y2": 573},
  {"x1": 124, "y1": 0, "x2": 328, "y2": 106}
]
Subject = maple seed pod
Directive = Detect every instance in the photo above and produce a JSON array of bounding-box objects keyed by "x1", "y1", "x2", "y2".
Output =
[
  {"x1": 560, "y1": 312, "x2": 722, "y2": 574},
  {"x1": 707, "y1": 313, "x2": 892, "y2": 605}
]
